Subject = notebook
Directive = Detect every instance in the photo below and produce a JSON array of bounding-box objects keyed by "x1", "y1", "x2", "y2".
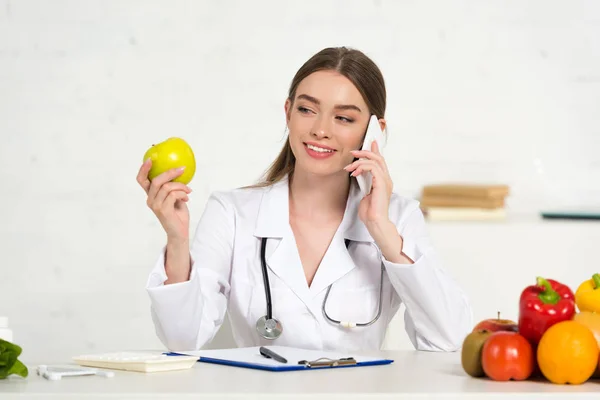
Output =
[
  {"x1": 167, "y1": 345, "x2": 393, "y2": 372},
  {"x1": 73, "y1": 351, "x2": 199, "y2": 373}
]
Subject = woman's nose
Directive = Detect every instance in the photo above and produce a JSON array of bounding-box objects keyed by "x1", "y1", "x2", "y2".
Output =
[{"x1": 310, "y1": 117, "x2": 331, "y2": 139}]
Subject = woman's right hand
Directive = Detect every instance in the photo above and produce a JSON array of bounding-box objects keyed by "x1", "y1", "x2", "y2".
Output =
[{"x1": 137, "y1": 159, "x2": 193, "y2": 241}]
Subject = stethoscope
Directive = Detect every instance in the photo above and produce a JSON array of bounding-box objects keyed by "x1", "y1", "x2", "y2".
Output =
[{"x1": 256, "y1": 237, "x2": 384, "y2": 340}]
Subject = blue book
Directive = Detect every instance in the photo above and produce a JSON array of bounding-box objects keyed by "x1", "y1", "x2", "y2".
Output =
[{"x1": 166, "y1": 345, "x2": 393, "y2": 372}]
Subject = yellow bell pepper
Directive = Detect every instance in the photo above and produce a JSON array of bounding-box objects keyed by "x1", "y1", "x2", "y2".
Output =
[{"x1": 575, "y1": 273, "x2": 600, "y2": 313}]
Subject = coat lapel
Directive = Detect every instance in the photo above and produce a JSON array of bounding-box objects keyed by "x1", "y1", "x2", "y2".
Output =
[
  {"x1": 253, "y1": 176, "x2": 311, "y2": 305},
  {"x1": 308, "y1": 182, "x2": 376, "y2": 297},
  {"x1": 252, "y1": 177, "x2": 377, "y2": 305}
]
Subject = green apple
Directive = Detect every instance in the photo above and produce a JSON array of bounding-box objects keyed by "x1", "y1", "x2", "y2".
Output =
[
  {"x1": 461, "y1": 329, "x2": 493, "y2": 377},
  {"x1": 143, "y1": 137, "x2": 196, "y2": 184}
]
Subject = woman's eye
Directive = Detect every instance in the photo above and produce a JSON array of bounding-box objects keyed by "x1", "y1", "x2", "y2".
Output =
[
  {"x1": 297, "y1": 106, "x2": 312, "y2": 114},
  {"x1": 337, "y1": 116, "x2": 354, "y2": 123}
]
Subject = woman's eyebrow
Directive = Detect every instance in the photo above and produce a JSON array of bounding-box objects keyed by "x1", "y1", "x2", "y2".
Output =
[{"x1": 297, "y1": 94, "x2": 362, "y2": 113}]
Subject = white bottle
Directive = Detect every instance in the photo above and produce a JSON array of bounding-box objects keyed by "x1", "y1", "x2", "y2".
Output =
[{"x1": 0, "y1": 316, "x2": 13, "y2": 342}]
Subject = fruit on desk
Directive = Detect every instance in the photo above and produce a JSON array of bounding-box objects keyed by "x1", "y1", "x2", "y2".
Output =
[
  {"x1": 461, "y1": 329, "x2": 492, "y2": 377},
  {"x1": 572, "y1": 311, "x2": 600, "y2": 378},
  {"x1": 537, "y1": 320, "x2": 599, "y2": 385},
  {"x1": 575, "y1": 273, "x2": 600, "y2": 313},
  {"x1": 143, "y1": 137, "x2": 196, "y2": 184},
  {"x1": 481, "y1": 331, "x2": 534, "y2": 381},
  {"x1": 573, "y1": 311, "x2": 600, "y2": 346},
  {"x1": 473, "y1": 312, "x2": 518, "y2": 333}
]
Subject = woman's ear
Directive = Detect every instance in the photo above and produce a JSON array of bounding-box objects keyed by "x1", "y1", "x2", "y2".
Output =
[
  {"x1": 284, "y1": 98, "x2": 292, "y2": 124},
  {"x1": 378, "y1": 118, "x2": 387, "y2": 134}
]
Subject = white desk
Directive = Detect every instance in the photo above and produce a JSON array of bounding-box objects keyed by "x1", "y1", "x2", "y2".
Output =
[{"x1": 0, "y1": 350, "x2": 598, "y2": 399}]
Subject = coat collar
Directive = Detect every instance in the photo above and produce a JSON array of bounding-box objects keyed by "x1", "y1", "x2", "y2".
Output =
[
  {"x1": 252, "y1": 174, "x2": 376, "y2": 307},
  {"x1": 252, "y1": 176, "x2": 291, "y2": 239},
  {"x1": 253, "y1": 175, "x2": 374, "y2": 243}
]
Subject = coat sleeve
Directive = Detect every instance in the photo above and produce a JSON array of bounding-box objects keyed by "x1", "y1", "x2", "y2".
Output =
[
  {"x1": 383, "y1": 199, "x2": 473, "y2": 352},
  {"x1": 145, "y1": 192, "x2": 235, "y2": 351}
]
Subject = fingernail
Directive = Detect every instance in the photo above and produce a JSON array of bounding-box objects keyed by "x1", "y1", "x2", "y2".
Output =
[{"x1": 178, "y1": 167, "x2": 186, "y2": 172}]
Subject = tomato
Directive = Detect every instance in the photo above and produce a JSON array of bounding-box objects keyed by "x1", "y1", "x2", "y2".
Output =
[{"x1": 482, "y1": 331, "x2": 535, "y2": 381}]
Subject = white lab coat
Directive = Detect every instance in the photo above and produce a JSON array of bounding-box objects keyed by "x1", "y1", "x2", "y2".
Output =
[{"x1": 146, "y1": 176, "x2": 473, "y2": 352}]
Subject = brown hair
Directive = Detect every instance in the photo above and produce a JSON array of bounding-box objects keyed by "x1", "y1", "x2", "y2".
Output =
[{"x1": 253, "y1": 46, "x2": 386, "y2": 187}]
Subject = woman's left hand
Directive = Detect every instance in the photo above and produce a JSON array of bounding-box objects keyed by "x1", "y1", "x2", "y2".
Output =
[
  {"x1": 344, "y1": 140, "x2": 394, "y2": 226},
  {"x1": 344, "y1": 142, "x2": 412, "y2": 264}
]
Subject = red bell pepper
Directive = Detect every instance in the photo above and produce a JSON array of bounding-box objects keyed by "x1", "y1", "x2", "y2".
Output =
[{"x1": 518, "y1": 277, "x2": 576, "y2": 346}]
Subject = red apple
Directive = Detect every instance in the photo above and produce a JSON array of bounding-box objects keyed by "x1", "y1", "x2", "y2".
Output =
[
  {"x1": 482, "y1": 331, "x2": 535, "y2": 381},
  {"x1": 474, "y1": 312, "x2": 518, "y2": 333}
]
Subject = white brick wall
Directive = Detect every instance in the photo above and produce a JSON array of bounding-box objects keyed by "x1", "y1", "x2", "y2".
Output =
[{"x1": 1, "y1": 0, "x2": 599, "y2": 362}]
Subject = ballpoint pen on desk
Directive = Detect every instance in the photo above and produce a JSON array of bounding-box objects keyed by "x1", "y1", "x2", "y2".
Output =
[{"x1": 259, "y1": 347, "x2": 288, "y2": 363}]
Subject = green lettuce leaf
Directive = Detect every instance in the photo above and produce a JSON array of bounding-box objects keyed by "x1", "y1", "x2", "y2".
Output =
[
  {"x1": 7, "y1": 360, "x2": 28, "y2": 378},
  {"x1": 0, "y1": 339, "x2": 28, "y2": 378}
]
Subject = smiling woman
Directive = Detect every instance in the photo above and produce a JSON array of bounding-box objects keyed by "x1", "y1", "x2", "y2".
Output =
[
  {"x1": 257, "y1": 47, "x2": 387, "y2": 186},
  {"x1": 138, "y1": 46, "x2": 473, "y2": 353},
  {"x1": 288, "y1": 72, "x2": 370, "y2": 169}
]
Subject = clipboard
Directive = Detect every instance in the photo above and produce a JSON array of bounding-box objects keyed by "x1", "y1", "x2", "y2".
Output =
[{"x1": 166, "y1": 345, "x2": 394, "y2": 372}]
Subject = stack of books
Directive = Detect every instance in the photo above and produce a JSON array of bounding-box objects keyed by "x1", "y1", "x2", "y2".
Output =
[{"x1": 419, "y1": 184, "x2": 510, "y2": 221}]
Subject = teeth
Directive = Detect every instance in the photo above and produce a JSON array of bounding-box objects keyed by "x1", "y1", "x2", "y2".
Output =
[{"x1": 307, "y1": 144, "x2": 333, "y2": 153}]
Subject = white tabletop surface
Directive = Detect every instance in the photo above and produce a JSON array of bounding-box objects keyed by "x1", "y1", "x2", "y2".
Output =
[{"x1": 0, "y1": 350, "x2": 598, "y2": 399}]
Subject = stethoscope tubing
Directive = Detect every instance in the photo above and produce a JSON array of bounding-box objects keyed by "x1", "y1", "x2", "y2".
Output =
[
  {"x1": 258, "y1": 237, "x2": 383, "y2": 331},
  {"x1": 321, "y1": 262, "x2": 384, "y2": 327},
  {"x1": 260, "y1": 237, "x2": 274, "y2": 320}
]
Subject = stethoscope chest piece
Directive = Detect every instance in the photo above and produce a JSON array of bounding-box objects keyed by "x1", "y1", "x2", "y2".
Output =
[{"x1": 256, "y1": 315, "x2": 283, "y2": 340}]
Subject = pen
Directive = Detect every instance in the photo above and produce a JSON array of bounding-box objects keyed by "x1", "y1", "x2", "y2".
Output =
[{"x1": 259, "y1": 346, "x2": 287, "y2": 363}]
